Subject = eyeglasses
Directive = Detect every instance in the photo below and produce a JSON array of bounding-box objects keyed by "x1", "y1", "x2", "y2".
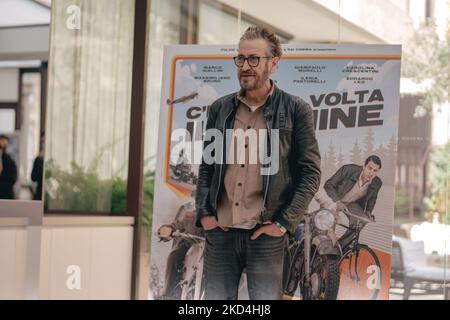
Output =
[{"x1": 233, "y1": 55, "x2": 273, "y2": 68}]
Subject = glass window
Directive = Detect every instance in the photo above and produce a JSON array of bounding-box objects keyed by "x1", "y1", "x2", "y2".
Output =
[
  {"x1": 198, "y1": 2, "x2": 252, "y2": 44},
  {"x1": 145, "y1": 0, "x2": 182, "y2": 173},
  {"x1": 20, "y1": 72, "x2": 41, "y2": 188},
  {"x1": 198, "y1": 1, "x2": 291, "y2": 45},
  {"x1": 45, "y1": 0, "x2": 135, "y2": 213}
]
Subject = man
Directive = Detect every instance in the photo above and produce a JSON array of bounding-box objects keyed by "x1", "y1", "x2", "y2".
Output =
[
  {"x1": 31, "y1": 132, "x2": 45, "y2": 200},
  {"x1": 157, "y1": 191, "x2": 203, "y2": 299},
  {"x1": 195, "y1": 26, "x2": 321, "y2": 300},
  {"x1": 0, "y1": 135, "x2": 17, "y2": 199},
  {"x1": 321, "y1": 155, "x2": 383, "y2": 246}
]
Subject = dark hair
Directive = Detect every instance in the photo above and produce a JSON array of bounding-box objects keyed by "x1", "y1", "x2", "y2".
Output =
[
  {"x1": 365, "y1": 155, "x2": 382, "y2": 169},
  {"x1": 0, "y1": 134, "x2": 9, "y2": 141},
  {"x1": 239, "y1": 26, "x2": 283, "y2": 58}
]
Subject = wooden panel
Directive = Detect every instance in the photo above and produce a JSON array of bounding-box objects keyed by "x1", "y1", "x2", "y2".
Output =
[
  {"x1": 0, "y1": 228, "x2": 27, "y2": 299},
  {"x1": 46, "y1": 227, "x2": 91, "y2": 299},
  {"x1": 40, "y1": 225, "x2": 134, "y2": 299},
  {"x1": 14, "y1": 229, "x2": 27, "y2": 298},
  {"x1": 89, "y1": 226, "x2": 133, "y2": 299},
  {"x1": 39, "y1": 227, "x2": 51, "y2": 299}
]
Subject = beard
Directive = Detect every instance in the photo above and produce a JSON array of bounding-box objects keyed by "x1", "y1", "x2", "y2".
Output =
[{"x1": 238, "y1": 64, "x2": 270, "y2": 91}]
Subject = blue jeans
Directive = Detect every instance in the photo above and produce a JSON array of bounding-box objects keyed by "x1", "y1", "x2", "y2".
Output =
[{"x1": 203, "y1": 226, "x2": 286, "y2": 300}]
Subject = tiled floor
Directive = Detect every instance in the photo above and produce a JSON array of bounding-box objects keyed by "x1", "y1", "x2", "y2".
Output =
[
  {"x1": 389, "y1": 287, "x2": 446, "y2": 300},
  {"x1": 389, "y1": 293, "x2": 445, "y2": 300}
]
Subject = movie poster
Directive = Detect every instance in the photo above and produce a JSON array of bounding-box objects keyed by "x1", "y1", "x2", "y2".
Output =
[{"x1": 150, "y1": 44, "x2": 401, "y2": 300}]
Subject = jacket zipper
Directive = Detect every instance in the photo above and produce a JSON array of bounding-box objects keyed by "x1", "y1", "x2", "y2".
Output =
[
  {"x1": 214, "y1": 108, "x2": 234, "y2": 211},
  {"x1": 261, "y1": 117, "x2": 272, "y2": 219}
]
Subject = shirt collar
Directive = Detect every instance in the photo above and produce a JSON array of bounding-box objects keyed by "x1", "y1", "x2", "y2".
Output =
[
  {"x1": 236, "y1": 79, "x2": 275, "y2": 109},
  {"x1": 358, "y1": 171, "x2": 372, "y2": 187}
]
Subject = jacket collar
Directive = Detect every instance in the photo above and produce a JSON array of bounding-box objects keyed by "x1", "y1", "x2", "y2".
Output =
[
  {"x1": 352, "y1": 166, "x2": 378, "y2": 190},
  {"x1": 233, "y1": 80, "x2": 277, "y2": 114},
  {"x1": 350, "y1": 166, "x2": 363, "y2": 182},
  {"x1": 263, "y1": 83, "x2": 278, "y2": 119}
]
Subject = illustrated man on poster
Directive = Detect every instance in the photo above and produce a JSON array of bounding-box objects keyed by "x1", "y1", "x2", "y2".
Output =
[
  {"x1": 195, "y1": 26, "x2": 321, "y2": 300},
  {"x1": 157, "y1": 190, "x2": 203, "y2": 299},
  {"x1": 315, "y1": 155, "x2": 383, "y2": 247}
]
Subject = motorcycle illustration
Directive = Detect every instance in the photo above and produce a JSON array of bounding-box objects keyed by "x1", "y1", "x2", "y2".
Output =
[
  {"x1": 170, "y1": 149, "x2": 198, "y2": 185},
  {"x1": 157, "y1": 206, "x2": 381, "y2": 300},
  {"x1": 283, "y1": 205, "x2": 381, "y2": 300},
  {"x1": 284, "y1": 208, "x2": 341, "y2": 300},
  {"x1": 171, "y1": 164, "x2": 198, "y2": 185},
  {"x1": 162, "y1": 230, "x2": 206, "y2": 300},
  {"x1": 336, "y1": 209, "x2": 382, "y2": 300}
]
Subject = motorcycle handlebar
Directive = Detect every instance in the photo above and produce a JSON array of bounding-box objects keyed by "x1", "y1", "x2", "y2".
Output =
[
  {"x1": 171, "y1": 230, "x2": 205, "y2": 241},
  {"x1": 341, "y1": 206, "x2": 374, "y2": 224}
]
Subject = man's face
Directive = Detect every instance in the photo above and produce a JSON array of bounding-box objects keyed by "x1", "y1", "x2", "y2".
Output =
[
  {"x1": 237, "y1": 39, "x2": 279, "y2": 92},
  {"x1": 362, "y1": 160, "x2": 380, "y2": 182}
]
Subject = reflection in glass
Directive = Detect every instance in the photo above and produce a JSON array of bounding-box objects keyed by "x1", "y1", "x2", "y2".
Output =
[
  {"x1": 21, "y1": 73, "x2": 41, "y2": 200},
  {"x1": 198, "y1": 2, "x2": 252, "y2": 44},
  {"x1": 45, "y1": 0, "x2": 135, "y2": 213}
]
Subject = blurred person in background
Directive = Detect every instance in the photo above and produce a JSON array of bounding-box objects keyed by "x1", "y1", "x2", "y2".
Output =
[
  {"x1": 31, "y1": 132, "x2": 45, "y2": 201},
  {"x1": 0, "y1": 134, "x2": 17, "y2": 199}
]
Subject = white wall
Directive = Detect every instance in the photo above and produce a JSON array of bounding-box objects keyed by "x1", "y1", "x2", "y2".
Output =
[
  {"x1": 0, "y1": 68, "x2": 19, "y2": 102},
  {"x1": 409, "y1": 0, "x2": 428, "y2": 28},
  {"x1": 388, "y1": 0, "x2": 410, "y2": 13},
  {"x1": 0, "y1": 216, "x2": 134, "y2": 300},
  {"x1": 0, "y1": 0, "x2": 50, "y2": 28},
  {"x1": 432, "y1": 103, "x2": 450, "y2": 147},
  {"x1": 313, "y1": 0, "x2": 414, "y2": 43},
  {"x1": 215, "y1": 0, "x2": 385, "y2": 43},
  {"x1": 0, "y1": 26, "x2": 50, "y2": 61},
  {"x1": 434, "y1": 0, "x2": 450, "y2": 40},
  {"x1": 0, "y1": 221, "x2": 27, "y2": 300},
  {"x1": 39, "y1": 217, "x2": 134, "y2": 300}
]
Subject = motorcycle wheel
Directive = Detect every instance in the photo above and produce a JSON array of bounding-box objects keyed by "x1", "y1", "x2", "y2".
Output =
[
  {"x1": 284, "y1": 248, "x2": 303, "y2": 297},
  {"x1": 338, "y1": 244, "x2": 381, "y2": 300},
  {"x1": 180, "y1": 274, "x2": 205, "y2": 300},
  {"x1": 302, "y1": 254, "x2": 340, "y2": 300}
]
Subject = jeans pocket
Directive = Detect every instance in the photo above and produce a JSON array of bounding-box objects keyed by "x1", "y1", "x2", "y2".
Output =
[{"x1": 259, "y1": 233, "x2": 286, "y2": 243}]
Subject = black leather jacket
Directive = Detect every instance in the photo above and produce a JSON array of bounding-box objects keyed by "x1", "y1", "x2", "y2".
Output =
[
  {"x1": 0, "y1": 151, "x2": 17, "y2": 199},
  {"x1": 323, "y1": 164, "x2": 382, "y2": 215},
  {"x1": 195, "y1": 85, "x2": 321, "y2": 235}
]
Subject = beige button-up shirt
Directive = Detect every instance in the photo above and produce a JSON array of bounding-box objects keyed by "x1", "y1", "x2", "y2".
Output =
[
  {"x1": 216, "y1": 84, "x2": 274, "y2": 229},
  {"x1": 340, "y1": 172, "x2": 371, "y2": 204}
]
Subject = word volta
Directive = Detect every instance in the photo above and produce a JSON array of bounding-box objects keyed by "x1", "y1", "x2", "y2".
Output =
[{"x1": 310, "y1": 89, "x2": 384, "y2": 130}]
